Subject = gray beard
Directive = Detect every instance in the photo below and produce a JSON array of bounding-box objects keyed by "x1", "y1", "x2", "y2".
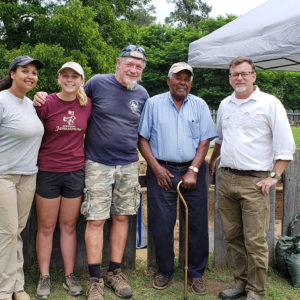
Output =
[{"x1": 124, "y1": 78, "x2": 137, "y2": 90}]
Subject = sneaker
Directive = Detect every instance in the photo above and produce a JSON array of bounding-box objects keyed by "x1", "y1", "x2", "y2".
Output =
[
  {"x1": 87, "y1": 277, "x2": 104, "y2": 300},
  {"x1": 105, "y1": 268, "x2": 133, "y2": 298},
  {"x1": 35, "y1": 275, "x2": 51, "y2": 299},
  {"x1": 219, "y1": 285, "x2": 246, "y2": 299},
  {"x1": 190, "y1": 277, "x2": 207, "y2": 295},
  {"x1": 13, "y1": 291, "x2": 30, "y2": 300},
  {"x1": 152, "y1": 274, "x2": 171, "y2": 290},
  {"x1": 63, "y1": 273, "x2": 83, "y2": 296}
]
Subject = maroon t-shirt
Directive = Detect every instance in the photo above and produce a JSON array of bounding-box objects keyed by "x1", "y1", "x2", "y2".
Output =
[{"x1": 36, "y1": 93, "x2": 92, "y2": 172}]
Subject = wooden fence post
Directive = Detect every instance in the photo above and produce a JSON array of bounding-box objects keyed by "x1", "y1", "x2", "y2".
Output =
[{"x1": 282, "y1": 149, "x2": 300, "y2": 235}]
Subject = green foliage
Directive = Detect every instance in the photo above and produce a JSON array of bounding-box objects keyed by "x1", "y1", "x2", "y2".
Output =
[
  {"x1": 137, "y1": 18, "x2": 234, "y2": 108},
  {"x1": 1, "y1": 0, "x2": 300, "y2": 111},
  {"x1": 165, "y1": 0, "x2": 212, "y2": 27}
]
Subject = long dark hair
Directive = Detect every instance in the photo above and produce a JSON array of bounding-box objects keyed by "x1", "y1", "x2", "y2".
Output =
[{"x1": 0, "y1": 66, "x2": 16, "y2": 91}]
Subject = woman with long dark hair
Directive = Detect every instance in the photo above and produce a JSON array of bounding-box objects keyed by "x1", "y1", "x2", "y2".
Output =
[{"x1": 0, "y1": 56, "x2": 44, "y2": 300}]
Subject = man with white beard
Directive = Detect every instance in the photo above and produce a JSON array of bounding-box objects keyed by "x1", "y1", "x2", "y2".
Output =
[
  {"x1": 209, "y1": 56, "x2": 295, "y2": 300},
  {"x1": 81, "y1": 45, "x2": 148, "y2": 300},
  {"x1": 34, "y1": 45, "x2": 149, "y2": 300}
]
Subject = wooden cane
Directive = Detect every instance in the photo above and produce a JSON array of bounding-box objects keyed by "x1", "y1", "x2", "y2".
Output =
[{"x1": 177, "y1": 180, "x2": 188, "y2": 300}]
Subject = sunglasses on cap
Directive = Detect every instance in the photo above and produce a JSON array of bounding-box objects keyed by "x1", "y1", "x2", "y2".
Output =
[{"x1": 119, "y1": 45, "x2": 146, "y2": 61}]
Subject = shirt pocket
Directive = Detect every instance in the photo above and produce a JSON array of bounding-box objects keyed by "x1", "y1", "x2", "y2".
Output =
[
  {"x1": 188, "y1": 120, "x2": 200, "y2": 139},
  {"x1": 221, "y1": 113, "x2": 232, "y2": 129},
  {"x1": 241, "y1": 112, "x2": 267, "y2": 128}
]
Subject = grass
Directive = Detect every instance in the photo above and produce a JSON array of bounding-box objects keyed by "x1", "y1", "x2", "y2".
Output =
[
  {"x1": 24, "y1": 256, "x2": 300, "y2": 300},
  {"x1": 291, "y1": 126, "x2": 300, "y2": 148}
]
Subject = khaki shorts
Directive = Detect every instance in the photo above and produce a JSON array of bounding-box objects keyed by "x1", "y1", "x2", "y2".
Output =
[{"x1": 81, "y1": 160, "x2": 140, "y2": 220}]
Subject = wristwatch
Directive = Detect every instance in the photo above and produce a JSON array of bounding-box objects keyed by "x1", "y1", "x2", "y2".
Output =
[
  {"x1": 269, "y1": 171, "x2": 281, "y2": 180},
  {"x1": 189, "y1": 166, "x2": 199, "y2": 173}
]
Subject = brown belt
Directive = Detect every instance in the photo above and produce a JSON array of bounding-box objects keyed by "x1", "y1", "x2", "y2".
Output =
[{"x1": 222, "y1": 167, "x2": 266, "y2": 178}]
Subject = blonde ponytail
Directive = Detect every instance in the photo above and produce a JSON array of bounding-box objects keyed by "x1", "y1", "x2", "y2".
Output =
[{"x1": 77, "y1": 86, "x2": 88, "y2": 106}]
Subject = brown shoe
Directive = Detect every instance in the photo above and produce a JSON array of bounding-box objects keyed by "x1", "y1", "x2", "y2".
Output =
[
  {"x1": 105, "y1": 268, "x2": 133, "y2": 299},
  {"x1": 13, "y1": 291, "x2": 30, "y2": 300},
  {"x1": 87, "y1": 277, "x2": 104, "y2": 300},
  {"x1": 153, "y1": 274, "x2": 171, "y2": 290},
  {"x1": 190, "y1": 277, "x2": 207, "y2": 295}
]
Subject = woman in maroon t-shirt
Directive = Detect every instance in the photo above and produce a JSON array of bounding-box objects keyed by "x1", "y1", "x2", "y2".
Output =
[{"x1": 35, "y1": 62, "x2": 92, "y2": 299}]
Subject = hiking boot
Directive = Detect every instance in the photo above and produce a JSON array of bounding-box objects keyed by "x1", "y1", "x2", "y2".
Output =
[
  {"x1": 219, "y1": 285, "x2": 246, "y2": 299},
  {"x1": 153, "y1": 274, "x2": 171, "y2": 290},
  {"x1": 63, "y1": 273, "x2": 83, "y2": 296},
  {"x1": 35, "y1": 276, "x2": 51, "y2": 299},
  {"x1": 190, "y1": 277, "x2": 207, "y2": 295},
  {"x1": 87, "y1": 277, "x2": 104, "y2": 300},
  {"x1": 13, "y1": 291, "x2": 30, "y2": 300},
  {"x1": 105, "y1": 268, "x2": 133, "y2": 298}
]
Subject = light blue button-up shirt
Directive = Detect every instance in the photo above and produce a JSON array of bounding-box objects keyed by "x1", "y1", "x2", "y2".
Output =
[{"x1": 138, "y1": 92, "x2": 218, "y2": 162}]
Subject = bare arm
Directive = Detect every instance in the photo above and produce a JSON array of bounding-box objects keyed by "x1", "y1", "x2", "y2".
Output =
[
  {"x1": 256, "y1": 160, "x2": 290, "y2": 196},
  {"x1": 181, "y1": 139, "x2": 210, "y2": 190},
  {"x1": 138, "y1": 135, "x2": 174, "y2": 190},
  {"x1": 208, "y1": 142, "x2": 221, "y2": 175}
]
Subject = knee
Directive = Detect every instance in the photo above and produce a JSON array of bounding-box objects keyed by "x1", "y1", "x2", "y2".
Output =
[
  {"x1": 60, "y1": 222, "x2": 76, "y2": 235},
  {"x1": 38, "y1": 223, "x2": 56, "y2": 237},
  {"x1": 1, "y1": 223, "x2": 18, "y2": 241},
  {"x1": 87, "y1": 219, "x2": 105, "y2": 231},
  {"x1": 112, "y1": 214, "x2": 128, "y2": 224}
]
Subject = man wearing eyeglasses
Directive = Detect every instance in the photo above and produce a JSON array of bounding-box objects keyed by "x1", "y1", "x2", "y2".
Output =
[
  {"x1": 138, "y1": 62, "x2": 218, "y2": 295},
  {"x1": 209, "y1": 57, "x2": 295, "y2": 300},
  {"x1": 33, "y1": 45, "x2": 149, "y2": 300}
]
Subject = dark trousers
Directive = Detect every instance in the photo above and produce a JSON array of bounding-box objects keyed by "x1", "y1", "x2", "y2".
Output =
[{"x1": 147, "y1": 163, "x2": 208, "y2": 279}]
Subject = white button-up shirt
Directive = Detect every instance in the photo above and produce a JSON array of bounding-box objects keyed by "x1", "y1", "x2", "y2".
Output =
[{"x1": 215, "y1": 86, "x2": 295, "y2": 171}]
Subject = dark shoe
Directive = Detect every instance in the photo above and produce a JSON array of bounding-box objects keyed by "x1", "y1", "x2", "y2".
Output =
[
  {"x1": 87, "y1": 278, "x2": 104, "y2": 300},
  {"x1": 219, "y1": 285, "x2": 246, "y2": 299},
  {"x1": 35, "y1": 276, "x2": 51, "y2": 299},
  {"x1": 63, "y1": 273, "x2": 83, "y2": 296},
  {"x1": 105, "y1": 268, "x2": 133, "y2": 298},
  {"x1": 152, "y1": 274, "x2": 171, "y2": 290},
  {"x1": 190, "y1": 277, "x2": 207, "y2": 295}
]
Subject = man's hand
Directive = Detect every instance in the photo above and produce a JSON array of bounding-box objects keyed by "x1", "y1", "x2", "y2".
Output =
[
  {"x1": 181, "y1": 169, "x2": 197, "y2": 190},
  {"x1": 153, "y1": 165, "x2": 174, "y2": 191},
  {"x1": 33, "y1": 91, "x2": 48, "y2": 106},
  {"x1": 208, "y1": 158, "x2": 216, "y2": 175},
  {"x1": 256, "y1": 177, "x2": 278, "y2": 196}
]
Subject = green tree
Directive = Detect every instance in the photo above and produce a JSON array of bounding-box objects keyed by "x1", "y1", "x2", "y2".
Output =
[
  {"x1": 136, "y1": 16, "x2": 235, "y2": 109},
  {"x1": 34, "y1": 0, "x2": 114, "y2": 74},
  {"x1": 0, "y1": 0, "x2": 60, "y2": 48},
  {"x1": 165, "y1": 0, "x2": 212, "y2": 27}
]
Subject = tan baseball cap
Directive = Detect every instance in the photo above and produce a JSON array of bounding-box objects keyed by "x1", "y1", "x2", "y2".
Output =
[
  {"x1": 58, "y1": 62, "x2": 85, "y2": 80},
  {"x1": 168, "y1": 62, "x2": 193, "y2": 77}
]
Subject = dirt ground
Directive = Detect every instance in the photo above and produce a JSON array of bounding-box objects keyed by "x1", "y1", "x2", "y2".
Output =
[{"x1": 137, "y1": 157, "x2": 283, "y2": 261}]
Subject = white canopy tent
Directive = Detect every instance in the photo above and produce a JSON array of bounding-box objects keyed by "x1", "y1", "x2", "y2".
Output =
[{"x1": 188, "y1": 0, "x2": 300, "y2": 71}]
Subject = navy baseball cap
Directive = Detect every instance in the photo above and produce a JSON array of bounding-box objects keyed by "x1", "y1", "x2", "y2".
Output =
[{"x1": 9, "y1": 56, "x2": 44, "y2": 71}]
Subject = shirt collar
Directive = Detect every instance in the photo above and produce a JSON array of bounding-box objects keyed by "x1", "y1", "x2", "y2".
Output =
[
  {"x1": 229, "y1": 85, "x2": 260, "y2": 104},
  {"x1": 167, "y1": 92, "x2": 189, "y2": 106}
]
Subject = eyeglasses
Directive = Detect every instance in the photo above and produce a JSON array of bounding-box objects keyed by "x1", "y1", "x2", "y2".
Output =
[
  {"x1": 119, "y1": 45, "x2": 146, "y2": 60},
  {"x1": 229, "y1": 71, "x2": 254, "y2": 78}
]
